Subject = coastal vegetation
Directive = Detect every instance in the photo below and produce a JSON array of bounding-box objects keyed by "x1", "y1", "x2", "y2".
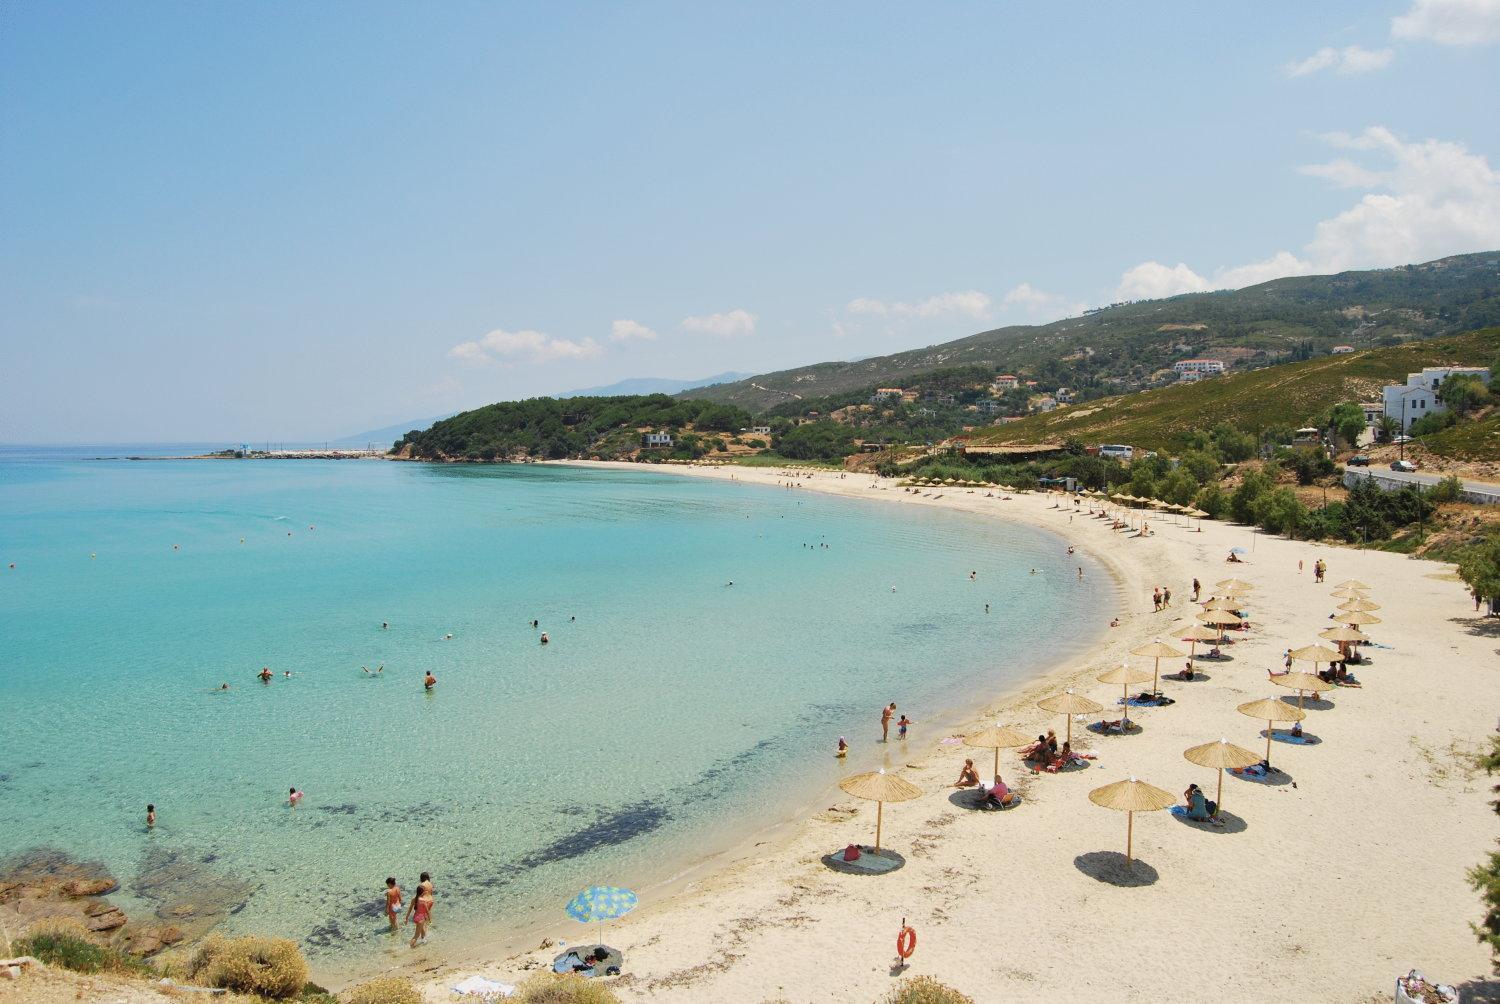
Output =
[
  {"x1": 1470, "y1": 737, "x2": 1500, "y2": 966},
  {"x1": 394, "y1": 395, "x2": 753, "y2": 461},
  {"x1": 12, "y1": 917, "x2": 154, "y2": 978},
  {"x1": 881, "y1": 976, "x2": 975, "y2": 1004},
  {"x1": 515, "y1": 971, "x2": 622, "y2": 1003},
  {"x1": 340, "y1": 976, "x2": 425, "y2": 1004},
  {"x1": 964, "y1": 327, "x2": 1500, "y2": 457},
  {"x1": 185, "y1": 934, "x2": 310, "y2": 999}
]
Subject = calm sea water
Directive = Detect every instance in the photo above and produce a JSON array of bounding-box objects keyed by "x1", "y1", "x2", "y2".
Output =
[{"x1": 0, "y1": 447, "x2": 1108, "y2": 972}]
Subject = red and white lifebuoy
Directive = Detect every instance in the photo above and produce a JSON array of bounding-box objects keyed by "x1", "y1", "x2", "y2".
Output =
[{"x1": 896, "y1": 925, "x2": 917, "y2": 960}]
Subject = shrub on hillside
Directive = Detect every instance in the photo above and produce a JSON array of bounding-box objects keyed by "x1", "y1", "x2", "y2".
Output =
[
  {"x1": 341, "y1": 976, "x2": 424, "y2": 1004},
  {"x1": 14, "y1": 919, "x2": 151, "y2": 977},
  {"x1": 880, "y1": 975, "x2": 976, "y2": 1004},
  {"x1": 186, "y1": 934, "x2": 308, "y2": 999},
  {"x1": 515, "y1": 971, "x2": 622, "y2": 1004}
]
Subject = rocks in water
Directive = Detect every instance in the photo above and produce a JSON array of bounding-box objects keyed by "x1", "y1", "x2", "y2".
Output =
[
  {"x1": 131, "y1": 846, "x2": 252, "y2": 942},
  {"x1": 63, "y1": 878, "x2": 119, "y2": 897},
  {"x1": 125, "y1": 924, "x2": 185, "y2": 957},
  {"x1": 84, "y1": 906, "x2": 127, "y2": 932}
]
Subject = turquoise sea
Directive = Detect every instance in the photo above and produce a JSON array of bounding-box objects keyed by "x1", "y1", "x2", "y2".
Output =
[{"x1": 0, "y1": 447, "x2": 1109, "y2": 975}]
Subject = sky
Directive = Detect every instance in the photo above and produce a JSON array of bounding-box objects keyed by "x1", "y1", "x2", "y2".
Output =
[{"x1": 3, "y1": 1, "x2": 1500, "y2": 442}]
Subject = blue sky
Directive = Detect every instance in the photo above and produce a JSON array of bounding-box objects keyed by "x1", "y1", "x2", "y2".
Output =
[{"x1": 4, "y1": 1, "x2": 1499, "y2": 441}]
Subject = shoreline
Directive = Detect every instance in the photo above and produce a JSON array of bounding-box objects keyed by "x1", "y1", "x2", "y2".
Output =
[
  {"x1": 311, "y1": 460, "x2": 1123, "y2": 990},
  {"x1": 395, "y1": 460, "x2": 1499, "y2": 1002}
]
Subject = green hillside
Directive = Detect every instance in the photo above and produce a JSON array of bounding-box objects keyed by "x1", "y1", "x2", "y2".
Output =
[
  {"x1": 964, "y1": 328, "x2": 1500, "y2": 453},
  {"x1": 679, "y1": 253, "x2": 1500, "y2": 412}
]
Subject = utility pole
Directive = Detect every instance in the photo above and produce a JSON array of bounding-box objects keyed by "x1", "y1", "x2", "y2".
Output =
[{"x1": 1400, "y1": 396, "x2": 1406, "y2": 462}]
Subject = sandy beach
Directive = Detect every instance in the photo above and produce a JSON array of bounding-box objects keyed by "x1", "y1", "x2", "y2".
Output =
[{"x1": 396, "y1": 461, "x2": 1500, "y2": 1003}]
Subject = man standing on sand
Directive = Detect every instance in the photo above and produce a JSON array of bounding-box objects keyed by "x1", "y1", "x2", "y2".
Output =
[{"x1": 881, "y1": 702, "x2": 896, "y2": 742}]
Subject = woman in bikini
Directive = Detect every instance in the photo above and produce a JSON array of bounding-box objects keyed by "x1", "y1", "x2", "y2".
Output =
[
  {"x1": 383, "y1": 877, "x2": 403, "y2": 932},
  {"x1": 406, "y1": 883, "x2": 434, "y2": 947}
]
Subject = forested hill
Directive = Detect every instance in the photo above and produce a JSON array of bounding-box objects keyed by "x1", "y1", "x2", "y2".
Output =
[
  {"x1": 391, "y1": 395, "x2": 752, "y2": 461},
  {"x1": 678, "y1": 252, "x2": 1500, "y2": 412}
]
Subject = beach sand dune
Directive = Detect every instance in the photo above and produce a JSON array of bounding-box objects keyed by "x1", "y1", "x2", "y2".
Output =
[{"x1": 416, "y1": 464, "x2": 1499, "y2": 1003}]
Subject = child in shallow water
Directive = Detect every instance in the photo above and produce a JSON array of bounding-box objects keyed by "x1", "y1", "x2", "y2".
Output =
[{"x1": 896, "y1": 715, "x2": 914, "y2": 739}]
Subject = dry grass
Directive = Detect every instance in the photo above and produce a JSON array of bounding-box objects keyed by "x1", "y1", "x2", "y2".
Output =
[
  {"x1": 339, "y1": 976, "x2": 424, "y2": 1004},
  {"x1": 881, "y1": 975, "x2": 976, "y2": 1004},
  {"x1": 515, "y1": 971, "x2": 623, "y2": 1004},
  {"x1": 184, "y1": 935, "x2": 308, "y2": 1000}
]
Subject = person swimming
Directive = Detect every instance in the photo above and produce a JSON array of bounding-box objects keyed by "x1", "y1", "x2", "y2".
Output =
[
  {"x1": 423, "y1": 671, "x2": 436, "y2": 691},
  {"x1": 288, "y1": 787, "x2": 304, "y2": 806},
  {"x1": 282, "y1": 670, "x2": 292, "y2": 678},
  {"x1": 146, "y1": 804, "x2": 155, "y2": 829},
  {"x1": 836, "y1": 737, "x2": 848, "y2": 758},
  {"x1": 258, "y1": 667, "x2": 273, "y2": 683},
  {"x1": 540, "y1": 632, "x2": 549, "y2": 644}
]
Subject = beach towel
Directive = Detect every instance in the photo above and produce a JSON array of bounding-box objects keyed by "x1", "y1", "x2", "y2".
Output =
[
  {"x1": 1271, "y1": 732, "x2": 1319, "y2": 745},
  {"x1": 1170, "y1": 805, "x2": 1222, "y2": 824},
  {"x1": 452, "y1": 975, "x2": 516, "y2": 997},
  {"x1": 1123, "y1": 695, "x2": 1175, "y2": 708}
]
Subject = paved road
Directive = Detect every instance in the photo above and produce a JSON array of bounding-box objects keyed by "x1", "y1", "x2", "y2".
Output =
[{"x1": 1342, "y1": 465, "x2": 1500, "y2": 501}]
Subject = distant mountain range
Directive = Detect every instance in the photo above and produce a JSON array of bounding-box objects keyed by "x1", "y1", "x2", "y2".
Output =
[
  {"x1": 558, "y1": 371, "x2": 753, "y2": 397},
  {"x1": 679, "y1": 253, "x2": 1500, "y2": 412},
  {"x1": 332, "y1": 372, "x2": 752, "y2": 445}
]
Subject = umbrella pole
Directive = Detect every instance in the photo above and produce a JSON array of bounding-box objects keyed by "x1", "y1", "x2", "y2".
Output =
[
  {"x1": 1215, "y1": 767, "x2": 1223, "y2": 818},
  {"x1": 1126, "y1": 811, "x2": 1134, "y2": 865},
  {"x1": 875, "y1": 800, "x2": 884, "y2": 853},
  {"x1": 1153, "y1": 656, "x2": 1161, "y2": 694},
  {"x1": 1265, "y1": 720, "x2": 1273, "y2": 768},
  {"x1": 1065, "y1": 714, "x2": 1072, "y2": 745},
  {"x1": 993, "y1": 748, "x2": 999, "y2": 782}
]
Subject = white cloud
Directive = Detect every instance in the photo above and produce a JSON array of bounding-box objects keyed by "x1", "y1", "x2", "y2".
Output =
[
  {"x1": 449, "y1": 328, "x2": 602, "y2": 365},
  {"x1": 846, "y1": 289, "x2": 992, "y2": 320},
  {"x1": 1302, "y1": 126, "x2": 1500, "y2": 270},
  {"x1": 1392, "y1": 0, "x2": 1500, "y2": 45},
  {"x1": 679, "y1": 308, "x2": 757, "y2": 339},
  {"x1": 1114, "y1": 262, "x2": 1212, "y2": 300},
  {"x1": 609, "y1": 319, "x2": 657, "y2": 343},
  {"x1": 1297, "y1": 158, "x2": 1384, "y2": 189},
  {"x1": 1000, "y1": 283, "x2": 1087, "y2": 321},
  {"x1": 1284, "y1": 45, "x2": 1395, "y2": 77},
  {"x1": 1115, "y1": 126, "x2": 1500, "y2": 299}
]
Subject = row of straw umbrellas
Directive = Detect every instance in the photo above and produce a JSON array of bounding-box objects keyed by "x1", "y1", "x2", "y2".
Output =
[{"x1": 836, "y1": 576, "x2": 1380, "y2": 864}]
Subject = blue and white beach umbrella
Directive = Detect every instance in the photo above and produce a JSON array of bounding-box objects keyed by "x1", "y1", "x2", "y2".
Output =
[{"x1": 566, "y1": 885, "x2": 637, "y2": 940}]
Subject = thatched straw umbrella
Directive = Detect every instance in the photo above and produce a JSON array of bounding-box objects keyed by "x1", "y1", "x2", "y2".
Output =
[
  {"x1": 1334, "y1": 610, "x2": 1382, "y2": 628},
  {"x1": 1131, "y1": 639, "x2": 1187, "y2": 692},
  {"x1": 838, "y1": 769, "x2": 922, "y2": 853},
  {"x1": 1216, "y1": 578, "x2": 1254, "y2": 592},
  {"x1": 1183, "y1": 739, "x2": 1260, "y2": 818},
  {"x1": 1197, "y1": 609, "x2": 1244, "y2": 645},
  {"x1": 1272, "y1": 671, "x2": 1334, "y2": 711},
  {"x1": 1237, "y1": 697, "x2": 1306, "y2": 769},
  {"x1": 1180, "y1": 622, "x2": 1221, "y2": 663},
  {"x1": 1200, "y1": 597, "x2": 1241, "y2": 612},
  {"x1": 1088, "y1": 777, "x2": 1175, "y2": 864},
  {"x1": 1037, "y1": 690, "x2": 1103, "y2": 744},
  {"x1": 1097, "y1": 661, "x2": 1154, "y2": 717},
  {"x1": 1334, "y1": 579, "x2": 1371, "y2": 590},
  {"x1": 1320, "y1": 624, "x2": 1370, "y2": 661},
  {"x1": 962, "y1": 724, "x2": 1031, "y2": 781},
  {"x1": 1337, "y1": 597, "x2": 1382, "y2": 613}
]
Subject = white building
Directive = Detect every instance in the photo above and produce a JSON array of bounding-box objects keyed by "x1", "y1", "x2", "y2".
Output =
[
  {"x1": 1381, "y1": 366, "x2": 1492, "y2": 430},
  {"x1": 642, "y1": 432, "x2": 674, "y2": 448},
  {"x1": 1331, "y1": 345, "x2": 1355, "y2": 354},
  {"x1": 1172, "y1": 359, "x2": 1225, "y2": 376},
  {"x1": 1360, "y1": 402, "x2": 1383, "y2": 427},
  {"x1": 871, "y1": 387, "x2": 904, "y2": 403},
  {"x1": 992, "y1": 374, "x2": 1019, "y2": 391},
  {"x1": 1031, "y1": 396, "x2": 1058, "y2": 413},
  {"x1": 750, "y1": 425, "x2": 771, "y2": 436},
  {"x1": 975, "y1": 399, "x2": 1003, "y2": 415}
]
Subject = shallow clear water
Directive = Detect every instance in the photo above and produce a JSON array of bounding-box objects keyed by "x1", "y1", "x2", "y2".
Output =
[{"x1": 0, "y1": 449, "x2": 1108, "y2": 971}]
